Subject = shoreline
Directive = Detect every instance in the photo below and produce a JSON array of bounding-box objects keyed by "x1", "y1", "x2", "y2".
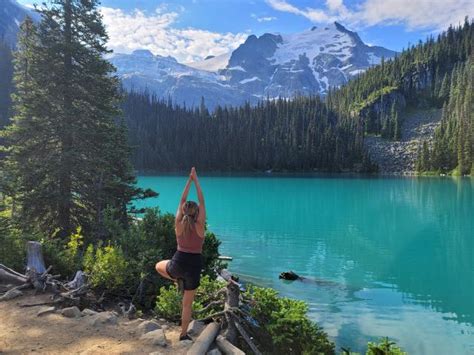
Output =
[{"x1": 136, "y1": 170, "x2": 472, "y2": 179}]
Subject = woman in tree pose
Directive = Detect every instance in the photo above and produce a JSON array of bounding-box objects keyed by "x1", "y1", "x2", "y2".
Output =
[{"x1": 155, "y1": 167, "x2": 206, "y2": 341}]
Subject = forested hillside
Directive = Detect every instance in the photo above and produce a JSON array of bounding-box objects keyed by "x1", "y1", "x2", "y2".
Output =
[
  {"x1": 123, "y1": 93, "x2": 371, "y2": 172},
  {"x1": 123, "y1": 20, "x2": 473, "y2": 174},
  {"x1": 0, "y1": 40, "x2": 13, "y2": 129},
  {"x1": 0, "y1": 18, "x2": 472, "y2": 174}
]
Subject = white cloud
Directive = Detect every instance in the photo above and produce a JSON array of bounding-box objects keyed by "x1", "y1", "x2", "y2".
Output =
[
  {"x1": 265, "y1": 0, "x2": 473, "y2": 30},
  {"x1": 257, "y1": 16, "x2": 277, "y2": 22},
  {"x1": 251, "y1": 13, "x2": 277, "y2": 22},
  {"x1": 100, "y1": 7, "x2": 248, "y2": 63}
]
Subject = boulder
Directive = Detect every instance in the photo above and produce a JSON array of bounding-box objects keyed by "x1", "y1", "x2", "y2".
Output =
[
  {"x1": 207, "y1": 349, "x2": 222, "y2": 355},
  {"x1": 61, "y1": 306, "x2": 81, "y2": 318},
  {"x1": 140, "y1": 329, "x2": 167, "y2": 347},
  {"x1": 87, "y1": 311, "x2": 118, "y2": 327},
  {"x1": 137, "y1": 320, "x2": 161, "y2": 335},
  {"x1": 81, "y1": 308, "x2": 98, "y2": 316},
  {"x1": 187, "y1": 320, "x2": 206, "y2": 338}
]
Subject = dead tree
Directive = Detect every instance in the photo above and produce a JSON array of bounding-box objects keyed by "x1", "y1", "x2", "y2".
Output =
[
  {"x1": 0, "y1": 241, "x2": 91, "y2": 306},
  {"x1": 191, "y1": 270, "x2": 263, "y2": 355}
]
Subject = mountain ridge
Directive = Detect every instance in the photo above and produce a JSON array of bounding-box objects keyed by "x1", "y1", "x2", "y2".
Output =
[{"x1": 110, "y1": 22, "x2": 397, "y2": 109}]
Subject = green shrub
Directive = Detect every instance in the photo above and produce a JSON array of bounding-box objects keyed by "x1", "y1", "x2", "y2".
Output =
[
  {"x1": 83, "y1": 243, "x2": 128, "y2": 292},
  {"x1": 155, "y1": 284, "x2": 182, "y2": 320},
  {"x1": 156, "y1": 277, "x2": 334, "y2": 354},
  {"x1": 154, "y1": 275, "x2": 226, "y2": 321},
  {"x1": 42, "y1": 227, "x2": 85, "y2": 278},
  {"x1": 366, "y1": 338, "x2": 407, "y2": 355},
  {"x1": 244, "y1": 285, "x2": 335, "y2": 355}
]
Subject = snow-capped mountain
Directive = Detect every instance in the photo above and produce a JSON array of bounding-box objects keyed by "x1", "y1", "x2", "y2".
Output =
[
  {"x1": 111, "y1": 50, "x2": 255, "y2": 109},
  {"x1": 110, "y1": 22, "x2": 399, "y2": 108},
  {"x1": 219, "y1": 22, "x2": 397, "y2": 98},
  {"x1": 0, "y1": 0, "x2": 37, "y2": 46}
]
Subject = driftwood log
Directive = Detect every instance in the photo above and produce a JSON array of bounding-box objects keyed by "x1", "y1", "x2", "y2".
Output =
[
  {"x1": 0, "y1": 241, "x2": 91, "y2": 307},
  {"x1": 187, "y1": 322, "x2": 221, "y2": 355},
  {"x1": 0, "y1": 264, "x2": 27, "y2": 285},
  {"x1": 216, "y1": 335, "x2": 246, "y2": 355}
]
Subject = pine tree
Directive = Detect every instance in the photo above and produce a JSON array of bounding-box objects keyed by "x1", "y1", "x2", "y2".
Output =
[
  {"x1": 0, "y1": 40, "x2": 13, "y2": 129},
  {"x1": 1, "y1": 1, "x2": 140, "y2": 239}
]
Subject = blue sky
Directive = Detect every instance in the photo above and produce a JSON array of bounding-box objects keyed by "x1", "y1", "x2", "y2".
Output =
[{"x1": 17, "y1": 0, "x2": 473, "y2": 63}]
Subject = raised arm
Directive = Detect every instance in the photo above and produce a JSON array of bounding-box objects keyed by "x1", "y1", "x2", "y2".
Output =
[
  {"x1": 175, "y1": 174, "x2": 192, "y2": 235},
  {"x1": 191, "y1": 168, "x2": 206, "y2": 237}
]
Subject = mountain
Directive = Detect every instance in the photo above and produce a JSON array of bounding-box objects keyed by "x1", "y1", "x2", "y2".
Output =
[
  {"x1": 111, "y1": 22, "x2": 397, "y2": 108},
  {"x1": 110, "y1": 50, "x2": 255, "y2": 109},
  {"x1": 0, "y1": 0, "x2": 37, "y2": 46}
]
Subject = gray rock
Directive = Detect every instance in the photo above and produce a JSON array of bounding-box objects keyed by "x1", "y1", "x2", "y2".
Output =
[
  {"x1": 87, "y1": 311, "x2": 118, "y2": 327},
  {"x1": 187, "y1": 320, "x2": 206, "y2": 337},
  {"x1": 207, "y1": 349, "x2": 222, "y2": 355},
  {"x1": 61, "y1": 306, "x2": 81, "y2": 318},
  {"x1": 37, "y1": 306, "x2": 56, "y2": 317},
  {"x1": 176, "y1": 339, "x2": 193, "y2": 349},
  {"x1": 137, "y1": 320, "x2": 161, "y2": 335},
  {"x1": 124, "y1": 318, "x2": 145, "y2": 327},
  {"x1": 140, "y1": 329, "x2": 167, "y2": 347},
  {"x1": 81, "y1": 308, "x2": 98, "y2": 316}
]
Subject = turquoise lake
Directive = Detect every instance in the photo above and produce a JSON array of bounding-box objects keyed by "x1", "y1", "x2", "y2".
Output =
[{"x1": 135, "y1": 175, "x2": 474, "y2": 354}]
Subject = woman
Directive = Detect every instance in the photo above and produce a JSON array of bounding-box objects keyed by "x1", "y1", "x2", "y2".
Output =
[{"x1": 155, "y1": 167, "x2": 206, "y2": 341}]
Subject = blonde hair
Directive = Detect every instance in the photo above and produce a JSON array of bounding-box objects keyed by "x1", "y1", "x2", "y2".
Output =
[{"x1": 181, "y1": 201, "x2": 199, "y2": 234}]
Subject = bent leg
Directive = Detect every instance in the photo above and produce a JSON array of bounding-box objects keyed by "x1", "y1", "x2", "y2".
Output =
[
  {"x1": 181, "y1": 289, "x2": 196, "y2": 337},
  {"x1": 155, "y1": 260, "x2": 174, "y2": 281}
]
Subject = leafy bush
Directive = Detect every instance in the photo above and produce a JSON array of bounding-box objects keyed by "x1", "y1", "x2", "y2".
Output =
[
  {"x1": 155, "y1": 284, "x2": 183, "y2": 320},
  {"x1": 156, "y1": 277, "x2": 334, "y2": 354},
  {"x1": 83, "y1": 243, "x2": 128, "y2": 292},
  {"x1": 42, "y1": 227, "x2": 85, "y2": 278},
  {"x1": 244, "y1": 285, "x2": 335, "y2": 355},
  {"x1": 366, "y1": 338, "x2": 407, "y2": 355},
  {"x1": 155, "y1": 275, "x2": 226, "y2": 321}
]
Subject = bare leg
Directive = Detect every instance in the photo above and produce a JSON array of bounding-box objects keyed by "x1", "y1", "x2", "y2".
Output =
[
  {"x1": 155, "y1": 260, "x2": 175, "y2": 281},
  {"x1": 181, "y1": 289, "x2": 196, "y2": 337}
]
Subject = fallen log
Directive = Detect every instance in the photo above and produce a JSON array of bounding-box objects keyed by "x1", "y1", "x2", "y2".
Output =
[
  {"x1": 216, "y1": 335, "x2": 245, "y2": 355},
  {"x1": 186, "y1": 322, "x2": 221, "y2": 355},
  {"x1": 0, "y1": 268, "x2": 27, "y2": 285}
]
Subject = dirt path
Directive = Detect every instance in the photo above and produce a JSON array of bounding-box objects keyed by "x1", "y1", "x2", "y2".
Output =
[{"x1": 0, "y1": 290, "x2": 191, "y2": 355}]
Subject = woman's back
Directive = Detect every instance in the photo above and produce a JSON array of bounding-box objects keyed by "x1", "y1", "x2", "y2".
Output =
[{"x1": 177, "y1": 223, "x2": 204, "y2": 254}]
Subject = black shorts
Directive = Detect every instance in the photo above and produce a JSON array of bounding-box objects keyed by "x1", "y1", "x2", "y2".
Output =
[{"x1": 166, "y1": 251, "x2": 203, "y2": 290}]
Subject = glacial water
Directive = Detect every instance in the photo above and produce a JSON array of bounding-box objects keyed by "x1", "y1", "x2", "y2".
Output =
[{"x1": 135, "y1": 175, "x2": 473, "y2": 354}]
